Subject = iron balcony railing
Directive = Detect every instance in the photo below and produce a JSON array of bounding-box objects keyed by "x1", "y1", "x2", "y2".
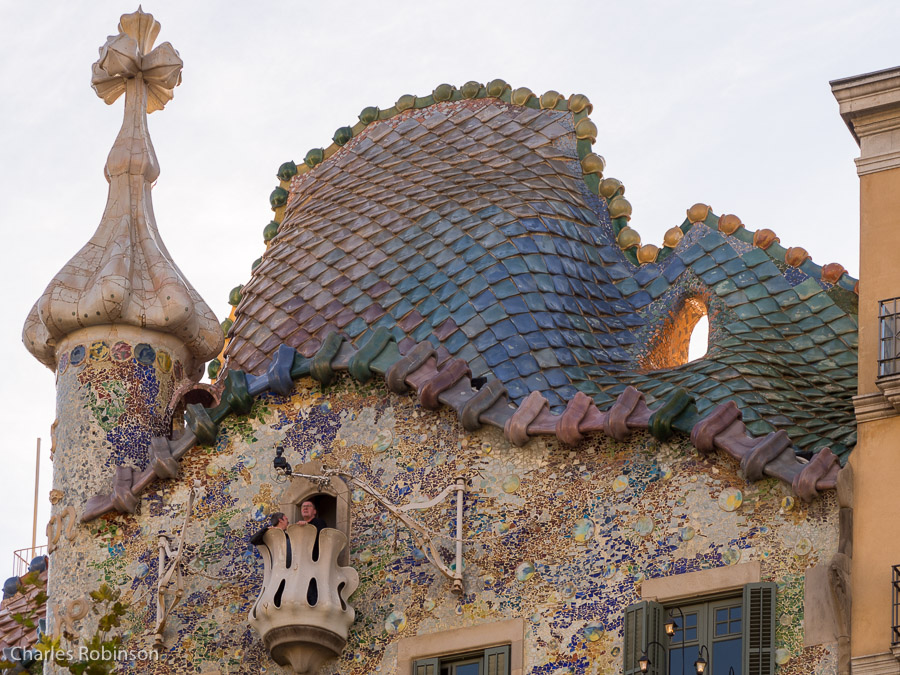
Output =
[
  {"x1": 12, "y1": 545, "x2": 46, "y2": 578},
  {"x1": 879, "y1": 298, "x2": 900, "y2": 377},
  {"x1": 893, "y1": 565, "x2": 900, "y2": 645}
]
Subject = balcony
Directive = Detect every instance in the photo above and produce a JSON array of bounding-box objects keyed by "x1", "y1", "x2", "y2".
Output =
[
  {"x1": 249, "y1": 523, "x2": 358, "y2": 675},
  {"x1": 12, "y1": 546, "x2": 46, "y2": 578},
  {"x1": 893, "y1": 565, "x2": 900, "y2": 647},
  {"x1": 876, "y1": 299, "x2": 900, "y2": 412}
]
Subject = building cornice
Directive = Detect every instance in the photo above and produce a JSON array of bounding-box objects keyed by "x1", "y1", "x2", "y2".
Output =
[
  {"x1": 832, "y1": 66, "x2": 900, "y2": 175},
  {"x1": 853, "y1": 391, "x2": 897, "y2": 423}
]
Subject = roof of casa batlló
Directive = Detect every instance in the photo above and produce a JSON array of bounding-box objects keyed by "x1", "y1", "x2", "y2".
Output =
[{"x1": 219, "y1": 79, "x2": 857, "y2": 490}]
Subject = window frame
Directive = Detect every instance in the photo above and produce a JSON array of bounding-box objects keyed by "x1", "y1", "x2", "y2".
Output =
[
  {"x1": 623, "y1": 582, "x2": 775, "y2": 675},
  {"x1": 413, "y1": 645, "x2": 510, "y2": 675},
  {"x1": 397, "y1": 618, "x2": 523, "y2": 675},
  {"x1": 665, "y1": 596, "x2": 743, "y2": 675}
]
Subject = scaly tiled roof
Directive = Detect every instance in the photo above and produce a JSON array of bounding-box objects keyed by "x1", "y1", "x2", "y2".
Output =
[
  {"x1": 223, "y1": 81, "x2": 858, "y2": 459},
  {"x1": 0, "y1": 568, "x2": 47, "y2": 664}
]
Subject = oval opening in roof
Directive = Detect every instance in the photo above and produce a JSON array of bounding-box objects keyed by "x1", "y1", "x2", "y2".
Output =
[{"x1": 638, "y1": 296, "x2": 708, "y2": 371}]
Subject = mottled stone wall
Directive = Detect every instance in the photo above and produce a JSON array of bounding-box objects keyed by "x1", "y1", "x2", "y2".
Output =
[{"x1": 50, "y1": 374, "x2": 838, "y2": 674}]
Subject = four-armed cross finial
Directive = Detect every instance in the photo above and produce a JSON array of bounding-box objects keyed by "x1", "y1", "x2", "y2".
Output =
[{"x1": 91, "y1": 6, "x2": 182, "y2": 113}]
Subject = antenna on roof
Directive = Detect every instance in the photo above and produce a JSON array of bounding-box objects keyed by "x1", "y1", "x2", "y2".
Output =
[{"x1": 31, "y1": 438, "x2": 39, "y2": 562}]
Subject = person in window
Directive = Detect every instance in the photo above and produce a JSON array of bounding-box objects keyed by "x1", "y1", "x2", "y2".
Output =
[
  {"x1": 296, "y1": 499, "x2": 327, "y2": 606},
  {"x1": 296, "y1": 500, "x2": 327, "y2": 559},
  {"x1": 249, "y1": 511, "x2": 288, "y2": 546}
]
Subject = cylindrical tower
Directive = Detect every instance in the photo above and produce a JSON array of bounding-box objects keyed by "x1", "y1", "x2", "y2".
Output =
[{"x1": 21, "y1": 9, "x2": 222, "y2": 670}]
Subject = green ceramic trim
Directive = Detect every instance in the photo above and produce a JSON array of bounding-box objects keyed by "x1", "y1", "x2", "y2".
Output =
[
  {"x1": 263, "y1": 220, "x2": 280, "y2": 243},
  {"x1": 348, "y1": 326, "x2": 395, "y2": 383},
  {"x1": 304, "y1": 148, "x2": 325, "y2": 168},
  {"x1": 221, "y1": 318, "x2": 233, "y2": 336},
  {"x1": 310, "y1": 331, "x2": 346, "y2": 387},
  {"x1": 332, "y1": 126, "x2": 353, "y2": 146},
  {"x1": 731, "y1": 226, "x2": 754, "y2": 244},
  {"x1": 648, "y1": 388, "x2": 694, "y2": 441},
  {"x1": 656, "y1": 247, "x2": 674, "y2": 263},
  {"x1": 228, "y1": 285, "x2": 243, "y2": 307},
  {"x1": 269, "y1": 187, "x2": 288, "y2": 210},
  {"x1": 583, "y1": 174, "x2": 600, "y2": 195},
  {"x1": 276, "y1": 161, "x2": 298, "y2": 181}
]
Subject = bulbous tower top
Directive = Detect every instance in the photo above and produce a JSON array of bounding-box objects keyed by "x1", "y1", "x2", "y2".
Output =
[{"x1": 22, "y1": 7, "x2": 223, "y2": 371}]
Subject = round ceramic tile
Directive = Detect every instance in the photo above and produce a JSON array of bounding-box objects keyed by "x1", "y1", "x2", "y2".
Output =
[
  {"x1": 718, "y1": 488, "x2": 743, "y2": 512},
  {"x1": 89, "y1": 341, "x2": 109, "y2": 361},
  {"x1": 722, "y1": 547, "x2": 741, "y2": 565},
  {"x1": 502, "y1": 475, "x2": 520, "y2": 494},
  {"x1": 612, "y1": 475, "x2": 629, "y2": 492},
  {"x1": 633, "y1": 516, "x2": 654, "y2": 536},
  {"x1": 572, "y1": 518, "x2": 595, "y2": 542},
  {"x1": 583, "y1": 625, "x2": 603, "y2": 642},
  {"x1": 384, "y1": 610, "x2": 406, "y2": 634},
  {"x1": 515, "y1": 561, "x2": 535, "y2": 582},
  {"x1": 70, "y1": 345, "x2": 86, "y2": 366},
  {"x1": 156, "y1": 350, "x2": 172, "y2": 373},
  {"x1": 135, "y1": 343, "x2": 156, "y2": 365}
]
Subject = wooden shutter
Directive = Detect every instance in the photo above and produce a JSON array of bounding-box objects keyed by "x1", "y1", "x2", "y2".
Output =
[
  {"x1": 623, "y1": 600, "x2": 666, "y2": 675},
  {"x1": 485, "y1": 645, "x2": 510, "y2": 675},
  {"x1": 742, "y1": 582, "x2": 776, "y2": 675},
  {"x1": 413, "y1": 657, "x2": 439, "y2": 675}
]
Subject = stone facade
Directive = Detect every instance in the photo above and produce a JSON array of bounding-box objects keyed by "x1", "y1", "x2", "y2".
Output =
[{"x1": 46, "y1": 372, "x2": 839, "y2": 673}]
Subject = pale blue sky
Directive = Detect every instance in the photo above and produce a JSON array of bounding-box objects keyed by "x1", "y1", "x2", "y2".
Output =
[{"x1": 0, "y1": 0, "x2": 894, "y2": 566}]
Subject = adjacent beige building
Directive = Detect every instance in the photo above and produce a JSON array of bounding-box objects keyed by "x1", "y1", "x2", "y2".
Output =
[{"x1": 834, "y1": 66, "x2": 900, "y2": 675}]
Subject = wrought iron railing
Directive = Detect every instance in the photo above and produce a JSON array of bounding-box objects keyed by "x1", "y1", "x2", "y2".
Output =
[
  {"x1": 12, "y1": 545, "x2": 47, "y2": 577},
  {"x1": 892, "y1": 565, "x2": 900, "y2": 645},
  {"x1": 879, "y1": 298, "x2": 900, "y2": 377}
]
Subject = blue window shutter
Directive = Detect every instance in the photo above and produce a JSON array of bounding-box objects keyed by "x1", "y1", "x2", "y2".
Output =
[
  {"x1": 484, "y1": 645, "x2": 510, "y2": 675},
  {"x1": 413, "y1": 657, "x2": 439, "y2": 675},
  {"x1": 742, "y1": 582, "x2": 776, "y2": 675},
  {"x1": 623, "y1": 600, "x2": 666, "y2": 675}
]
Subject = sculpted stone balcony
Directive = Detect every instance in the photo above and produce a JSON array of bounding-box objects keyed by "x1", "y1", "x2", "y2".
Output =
[{"x1": 249, "y1": 523, "x2": 359, "y2": 675}]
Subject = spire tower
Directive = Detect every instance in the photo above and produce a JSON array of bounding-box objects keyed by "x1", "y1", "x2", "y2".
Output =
[{"x1": 20, "y1": 9, "x2": 222, "y2": 654}]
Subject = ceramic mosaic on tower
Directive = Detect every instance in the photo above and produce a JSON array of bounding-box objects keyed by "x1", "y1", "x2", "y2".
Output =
[
  {"x1": 55, "y1": 333, "x2": 184, "y2": 478},
  {"x1": 42, "y1": 376, "x2": 838, "y2": 674},
  {"x1": 44, "y1": 330, "x2": 192, "y2": 675}
]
